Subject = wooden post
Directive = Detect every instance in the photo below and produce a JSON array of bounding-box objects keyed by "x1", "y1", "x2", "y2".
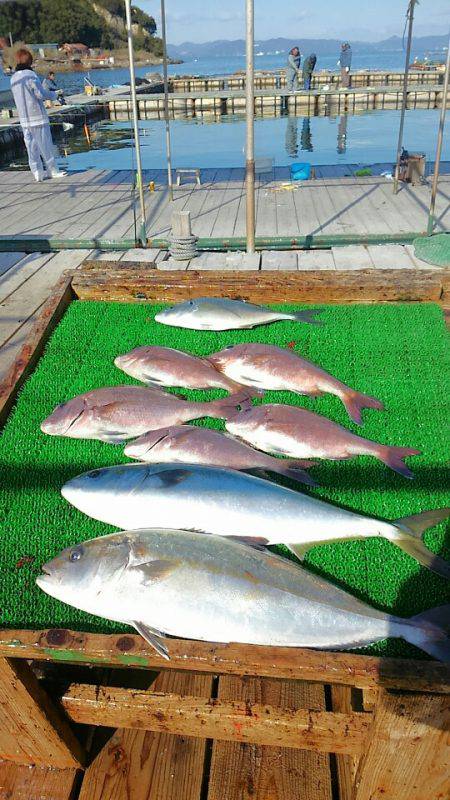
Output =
[
  {"x1": 353, "y1": 689, "x2": 449, "y2": 800},
  {"x1": 172, "y1": 212, "x2": 193, "y2": 239},
  {"x1": 331, "y1": 686, "x2": 359, "y2": 800},
  {"x1": 0, "y1": 658, "x2": 84, "y2": 768}
]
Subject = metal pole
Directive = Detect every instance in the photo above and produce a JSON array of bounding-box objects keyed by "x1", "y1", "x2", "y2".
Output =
[
  {"x1": 427, "y1": 32, "x2": 450, "y2": 235},
  {"x1": 124, "y1": 0, "x2": 147, "y2": 245},
  {"x1": 160, "y1": 0, "x2": 174, "y2": 200},
  {"x1": 393, "y1": 0, "x2": 417, "y2": 194},
  {"x1": 245, "y1": 0, "x2": 255, "y2": 254}
]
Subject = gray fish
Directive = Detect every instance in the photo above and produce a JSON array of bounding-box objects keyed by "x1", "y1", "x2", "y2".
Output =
[
  {"x1": 114, "y1": 346, "x2": 246, "y2": 393},
  {"x1": 36, "y1": 528, "x2": 450, "y2": 661},
  {"x1": 208, "y1": 343, "x2": 383, "y2": 425},
  {"x1": 41, "y1": 386, "x2": 251, "y2": 444},
  {"x1": 154, "y1": 297, "x2": 322, "y2": 330},
  {"x1": 61, "y1": 463, "x2": 450, "y2": 578},
  {"x1": 124, "y1": 425, "x2": 317, "y2": 486},
  {"x1": 226, "y1": 404, "x2": 420, "y2": 479}
]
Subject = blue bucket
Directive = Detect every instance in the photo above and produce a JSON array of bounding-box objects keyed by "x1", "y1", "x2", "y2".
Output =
[{"x1": 290, "y1": 162, "x2": 311, "y2": 181}]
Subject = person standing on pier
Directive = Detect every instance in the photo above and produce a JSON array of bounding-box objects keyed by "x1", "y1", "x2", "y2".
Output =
[
  {"x1": 10, "y1": 49, "x2": 67, "y2": 182},
  {"x1": 302, "y1": 53, "x2": 317, "y2": 90},
  {"x1": 286, "y1": 47, "x2": 302, "y2": 92},
  {"x1": 338, "y1": 42, "x2": 352, "y2": 88}
]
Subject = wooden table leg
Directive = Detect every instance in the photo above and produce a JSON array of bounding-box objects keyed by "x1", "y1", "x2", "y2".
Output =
[
  {"x1": 353, "y1": 689, "x2": 449, "y2": 800},
  {"x1": 0, "y1": 658, "x2": 84, "y2": 768}
]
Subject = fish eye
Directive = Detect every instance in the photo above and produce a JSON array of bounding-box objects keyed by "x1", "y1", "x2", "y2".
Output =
[
  {"x1": 188, "y1": 300, "x2": 194, "y2": 306},
  {"x1": 69, "y1": 546, "x2": 83, "y2": 562},
  {"x1": 88, "y1": 468, "x2": 108, "y2": 480}
]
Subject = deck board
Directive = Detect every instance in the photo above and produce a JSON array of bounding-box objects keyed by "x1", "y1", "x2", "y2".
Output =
[
  {"x1": 0, "y1": 761, "x2": 79, "y2": 800},
  {"x1": 207, "y1": 677, "x2": 332, "y2": 800},
  {"x1": 1, "y1": 168, "x2": 448, "y2": 242},
  {"x1": 78, "y1": 671, "x2": 213, "y2": 800}
]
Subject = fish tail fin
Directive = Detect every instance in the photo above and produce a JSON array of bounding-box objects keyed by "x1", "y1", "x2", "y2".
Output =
[
  {"x1": 291, "y1": 309, "x2": 323, "y2": 325},
  {"x1": 276, "y1": 458, "x2": 319, "y2": 487},
  {"x1": 402, "y1": 605, "x2": 450, "y2": 662},
  {"x1": 390, "y1": 507, "x2": 450, "y2": 579},
  {"x1": 205, "y1": 391, "x2": 253, "y2": 420},
  {"x1": 377, "y1": 445, "x2": 422, "y2": 479},
  {"x1": 341, "y1": 390, "x2": 384, "y2": 425}
]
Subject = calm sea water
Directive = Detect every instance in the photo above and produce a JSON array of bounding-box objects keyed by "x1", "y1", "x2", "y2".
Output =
[
  {"x1": 6, "y1": 108, "x2": 443, "y2": 172},
  {"x1": 0, "y1": 49, "x2": 433, "y2": 95}
]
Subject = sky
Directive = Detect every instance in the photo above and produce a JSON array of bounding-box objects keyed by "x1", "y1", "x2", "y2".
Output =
[{"x1": 138, "y1": 1, "x2": 449, "y2": 45}]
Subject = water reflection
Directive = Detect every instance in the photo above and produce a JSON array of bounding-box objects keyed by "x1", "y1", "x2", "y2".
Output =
[
  {"x1": 301, "y1": 119, "x2": 313, "y2": 152},
  {"x1": 337, "y1": 116, "x2": 348, "y2": 155},
  {"x1": 285, "y1": 117, "x2": 298, "y2": 158}
]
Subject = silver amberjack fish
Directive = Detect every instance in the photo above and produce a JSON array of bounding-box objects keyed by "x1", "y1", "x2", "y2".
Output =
[
  {"x1": 61, "y1": 463, "x2": 450, "y2": 578},
  {"x1": 36, "y1": 528, "x2": 450, "y2": 661},
  {"x1": 155, "y1": 298, "x2": 322, "y2": 331}
]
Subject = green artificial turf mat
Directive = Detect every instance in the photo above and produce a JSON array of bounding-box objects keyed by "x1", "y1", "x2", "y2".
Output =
[{"x1": 0, "y1": 300, "x2": 449, "y2": 659}]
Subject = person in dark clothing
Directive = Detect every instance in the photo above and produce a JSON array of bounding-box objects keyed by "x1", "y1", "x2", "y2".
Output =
[
  {"x1": 302, "y1": 53, "x2": 316, "y2": 90},
  {"x1": 286, "y1": 47, "x2": 301, "y2": 92},
  {"x1": 338, "y1": 42, "x2": 352, "y2": 88},
  {"x1": 42, "y1": 70, "x2": 57, "y2": 93}
]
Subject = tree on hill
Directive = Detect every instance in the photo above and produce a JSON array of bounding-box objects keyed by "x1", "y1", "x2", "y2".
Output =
[
  {"x1": 39, "y1": 0, "x2": 104, "y2": 46},
  {"x1": 0, "y1": 0, "x2": 159, "y2": 51}
]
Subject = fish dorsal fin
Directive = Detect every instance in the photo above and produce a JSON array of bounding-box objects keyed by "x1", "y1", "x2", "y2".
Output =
[
  {"x1": 132, "y1": 621, "x2": 169, "y2": 660},
  {"x1": 128, "y1": 558, "x2": 177, "y2": 583},
  {"x1": 226, "y1": 535, "x2": 269, "y2": 551}
]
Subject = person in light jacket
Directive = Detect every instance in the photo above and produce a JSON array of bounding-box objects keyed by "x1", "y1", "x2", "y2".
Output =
[
  {"x1": 10, "y1": 49, "x2": 66, "y2": 182},
  {"x1": 286, "y1": 47, "x2": 301, "y2": 92},
  {"x1": 338, "y1": 42, "x2": 352, "y2": 88},
  {"x1": 302, "y1": 53, "x2": 317, "y2": 90}
]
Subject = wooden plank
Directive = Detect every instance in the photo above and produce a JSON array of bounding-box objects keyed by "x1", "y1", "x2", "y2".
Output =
[
  {"x1": 261, "y1": 250, "x2": 298, "y2": 270},
  {"x1": 71, "y1": 267, "x2": 446, "y2": 304},
  {"x1": 0, "y1": 252, "x2": 26, "y2": 277},
  {"x1": 0, "y1": 252, "x2": 55, "y2": 303},
  {"x1": 297, "y1": 249, "x2": 336, "y2": 270},
  {"x1": 0, "y1": 251, "x2": 90, "y2": 349},
  {"x1": 0, "y1": 762, "x2": 79, "y2": 800},
  {"x1": 332, "y1": 245, "x2": 374, "y2": 270},
  {"x1": 353, "y1": 690, "x2": 450, "y2": 800},
  {"x1": 0, "y1": 658, "x2": 84, "y2": 768},
  {"x1": 0, "y1": 273, "x2": 73, "y2": 427},
  {"x1": 366, "y1": 244, "x2": 415, "y2": 269},
  {"x1": 208, "y1": 676, "x2": 332, "y2": 800},
  {"x1": 2, "y1": 630, "x2": 447, "y2": 693},
  {"x1": 78, "y1": 671, "x2": 213, "y2": 800},
  {"x1": 62, "y1": 683, "x2": 370, "y2": 755},
  {"x1": 331, "y1": 686, "x2": 359, "y2": 800}
]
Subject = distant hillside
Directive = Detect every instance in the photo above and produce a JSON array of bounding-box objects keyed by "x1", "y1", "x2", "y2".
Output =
[
  {"x1": 168, "y1": 34, "x2": 449, "y2": 60},
  {"x1": 0, "y1": 0, "x2": 162, "y2": 53}
]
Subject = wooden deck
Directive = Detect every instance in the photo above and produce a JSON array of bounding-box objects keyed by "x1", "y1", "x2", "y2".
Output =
[
  {"x1": 0, "y1": 164, "x2": 448, "y2": 381},
  {"x1": 1, "y1": 165, "x2": 449, "y2": 243}
]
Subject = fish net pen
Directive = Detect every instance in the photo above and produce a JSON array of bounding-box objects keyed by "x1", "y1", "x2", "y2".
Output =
[{"x1": 0, "y1": 299, "x2": 448, "y2": 659}]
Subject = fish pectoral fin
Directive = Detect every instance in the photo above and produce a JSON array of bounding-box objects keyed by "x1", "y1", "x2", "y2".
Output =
[
  {"x1": 227, "y1": 535, "x2": 270, "y2": 551},
  {"x1": 100, "y1": 434, "x2": 129, "y2": 444},
  {"x1": 285, "y1": 543, "x2": 311, "y2": 561},
  {"x1": 129, "y1": 559, "x2": 177, "y2": 583},
  {"x1": 132, "y1": 621, "x2": 170, "y2": 660}
]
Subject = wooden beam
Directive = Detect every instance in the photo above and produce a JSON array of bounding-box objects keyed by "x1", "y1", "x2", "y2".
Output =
[
  {"x1": 0, "y1": 761, "x2": 80, "y2": 800},
  {"x1": 331, "y1": 685, "x2": 359, "y2": 800},
  {"x1": 207, "y1": 676, "x2": 332, "y2": 800},
  {"x1": 0, "y1": 630, "x2": 447, "y2": 694},
  {"x1": 0, "y1": 273, "x2": 74, "y2": 428},
  {"x1": 72, "y1": 266, "x2": 448, "y2": 304},
  {"x1": 0, "y1": 658, "x2": 84, "y2": 768},
  {"x1": 78, "y1": 671, "x2": 213, "y2": 800},
  {"x1": 353, "y1": 689, "x2": 450, "y2": 800},
  {"x1": 61, "y1": 682, "x2": 371, "y2": 755}
]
